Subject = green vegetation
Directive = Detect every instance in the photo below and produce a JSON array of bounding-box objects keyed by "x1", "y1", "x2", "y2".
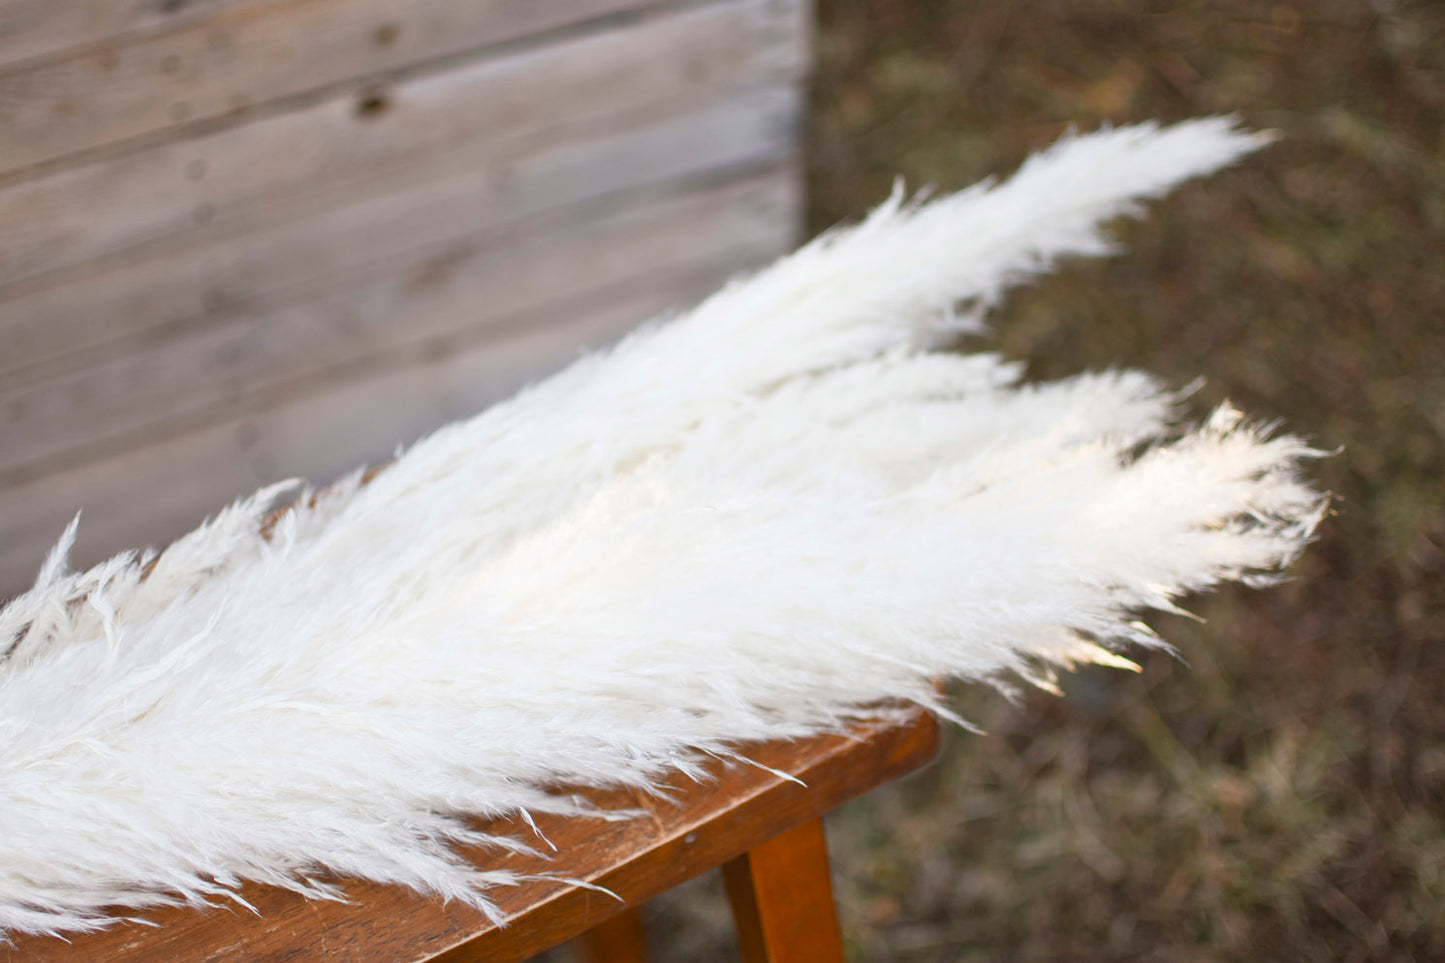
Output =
[{"x1": 645, "y1": 2, "x2": 1444, "y2": 959}]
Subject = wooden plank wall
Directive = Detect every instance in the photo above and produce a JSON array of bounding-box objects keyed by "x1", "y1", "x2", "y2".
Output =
[{"x1": 0, "y1": 0, "x2": 811, "y2": 595}]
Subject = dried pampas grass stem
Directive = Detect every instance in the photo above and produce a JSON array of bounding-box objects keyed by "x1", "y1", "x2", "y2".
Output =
[{"x1": 0, "y1": 117, "x2": 1325, "y2": 938}]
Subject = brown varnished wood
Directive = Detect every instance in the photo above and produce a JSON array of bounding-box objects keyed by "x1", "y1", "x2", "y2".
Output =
[
  {"x1": 573, "y1": 905, "x2": 648, "y2": 963},
  {"x1": 723, "y1": 818, "x2": 846, "y2": 963},
  {"x1": 3, "y1": 710, "x2": 939, "y2": 963}
]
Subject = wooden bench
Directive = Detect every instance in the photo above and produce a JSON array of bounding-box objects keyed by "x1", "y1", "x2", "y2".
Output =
[{"x1": 4, "y1": 710, "x2": 939, "y2": 962}]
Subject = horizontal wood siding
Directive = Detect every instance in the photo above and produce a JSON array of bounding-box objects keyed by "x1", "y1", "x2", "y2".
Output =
[
  {"x1": 0, "y1": 0, "x2": 804, "y2": 291},
  {"x1": 0, "y1": 0, "x2": 810, "y2": 596},
  {"x1": 0, "y1": 0, "x2": 666, "y2": 175},
  {"x1": 0, "y1": 1, "x2": 254, "y2": 72},
  {"x1": 0, "y1": 89, "x2": 801, "y2": 479},
  {"x1": 0, "y1": 167, "x2": 800, "y2": 591}
]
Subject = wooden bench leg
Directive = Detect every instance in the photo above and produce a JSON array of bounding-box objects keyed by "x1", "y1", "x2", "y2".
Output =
[
  {"x1": 573, "y1": 906, "x2": 648, "y2": 963},
  {"x1": 722, "y1": 817, "x2": 846, "y2": 963}
]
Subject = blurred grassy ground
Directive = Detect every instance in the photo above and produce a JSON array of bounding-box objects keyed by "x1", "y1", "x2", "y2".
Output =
[{"x1": 642, "y1": 1, "x2": 1444, "y2": 960}]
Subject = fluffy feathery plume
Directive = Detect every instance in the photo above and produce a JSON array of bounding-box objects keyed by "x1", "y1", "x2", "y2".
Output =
[{"x1": 0, "y1": 117, "x2": 1324, "y2": 937}]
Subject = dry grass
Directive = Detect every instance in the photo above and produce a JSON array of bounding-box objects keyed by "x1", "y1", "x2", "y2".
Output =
[{"x1": 636, "y1": 1, "x2": 1444, "y2": 960}]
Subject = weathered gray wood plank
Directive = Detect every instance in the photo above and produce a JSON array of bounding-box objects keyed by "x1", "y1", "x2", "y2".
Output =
[
  {"x1": 0, "y1": 83, "x2": 799, "y2": 393},
  {"x1": 0, "y1": 0, "x2": 806, "y2": 290},
  {"x1": 0, "y1": 1, "x2": 258, "y2": 71},
  {"x1": 0, "y1": 153, "x2": 797, "y2": 481},
  {"x1": 0, "y1": 191, "x2": 797, "y2": 595},
  {"x1": 0, "y1": 0, "x2": 667, "y2": 176}
]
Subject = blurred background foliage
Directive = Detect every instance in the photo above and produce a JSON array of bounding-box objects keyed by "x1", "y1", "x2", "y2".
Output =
[{"x1": 644, "y1": 0, "x2": 1444, "y2": 960}]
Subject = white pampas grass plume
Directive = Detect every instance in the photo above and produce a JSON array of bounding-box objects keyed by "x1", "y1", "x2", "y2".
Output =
[{"x1": 0, "y1": 117, "x2": 1323, "y2": 938}]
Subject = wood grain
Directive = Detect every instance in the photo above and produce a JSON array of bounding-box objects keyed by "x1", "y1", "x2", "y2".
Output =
[
  {"x1": 0, "y1": 709, "x2": 940, "y2": 962},
  {"x1": 0, "y1": 1, "x2": 252, "y2": 72},
  {"x1": 0, "y1": 0, "x2": 668, "y2": 176},
  {"x1": 573, "y1": 906, "x2": 649, "y2": 963},
  {"x1": 0, "y1": 0, "x2": 806, "y2": 290},
  {"x1": 0, "y1": 84, "x2": 797, "y2": 396},
  {"x1": 0, "y1": 0, "x2": 812, "y2": 599},
  {"x1": 724, "y1": 818, "x2": 847, "y2": 963},
  {"x1": 0, "y1": 82, "x2": 798, "y2": 386},
  {"x1": 0, "y1": 128, "x2": 799, "y2": 484},
  {"x1": 0, "y1": 176, "x2": 796, "y2": 595}
]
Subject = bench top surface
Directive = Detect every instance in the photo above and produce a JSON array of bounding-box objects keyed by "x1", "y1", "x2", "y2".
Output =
[{"x1": 6, "y1": 710, "x2": 939, "y2": 963}]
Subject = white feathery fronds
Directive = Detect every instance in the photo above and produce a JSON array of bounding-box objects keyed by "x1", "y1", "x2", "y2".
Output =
[{"x1": 0, "y1": 117, "x2": 1324, "y2": 938}]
